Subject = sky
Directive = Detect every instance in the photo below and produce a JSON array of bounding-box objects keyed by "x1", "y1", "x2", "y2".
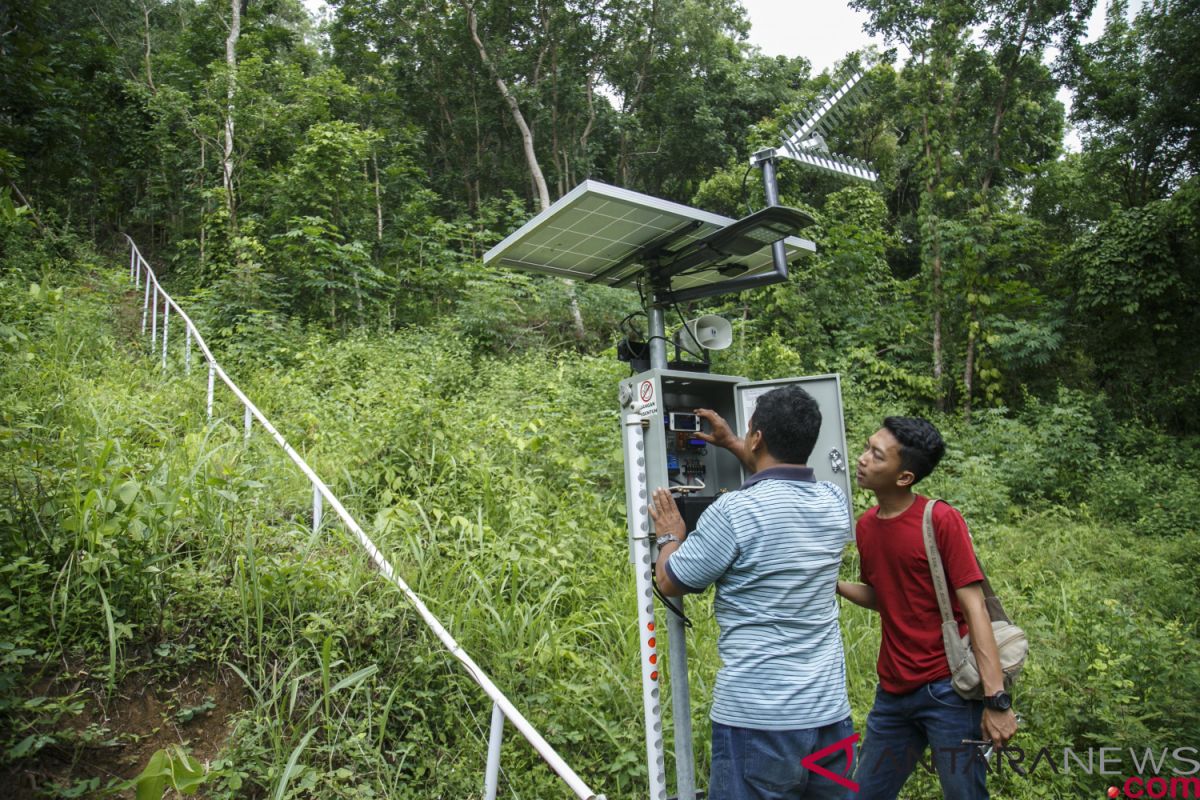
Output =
[
  {"x1": 738, "y1": 0, "x2": 887, "y2": 74},
  {"x1": 736, "y1": 0, "x2": 1119, "y2": 152},
  {"x1": 739, "y1": 0, "x2": 1114, "y2": 72}
]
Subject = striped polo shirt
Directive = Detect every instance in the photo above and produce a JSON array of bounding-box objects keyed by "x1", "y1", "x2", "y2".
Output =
[{"x1": 664, "y1": 466, "x2": 853, "y2": 730}]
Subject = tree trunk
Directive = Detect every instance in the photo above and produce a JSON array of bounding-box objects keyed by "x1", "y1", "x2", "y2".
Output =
[
  {"x1": 922, "y1": 106, "x2": 946, "y2": 411},
  {"x1": 566, "y1": 279, "x2": 586, "y2": 341},
  {"x1": 461, "y1": 0, "x2": 550, "y2": 211},
  {"x1": 372, "y1": 148, "x2": 383, "y2": 242},
  {"x1": 980, "y1": 3, "x2": 1033, "y2": 196},
  {"x1": 963, "y1": 316, "x2": 976, "y2": 420},
  {"x1": 140, "y1": 1, "x2": 156, "y2": 94},
  {"x1": 223, "y1": 0, "x2": 240, "y2": 228},
  {"x1": 617, "y1": 0, "x2": 658, "y2": 186},
  {"x1": 579, "y1": 69, "x2": 596, "y2": 174},
  {"x1": 461, "y1": 0, "x2": 584, "y2": 341},
  {"x1": 199, "y1": 138, "x2": 206, "y2": 269}
]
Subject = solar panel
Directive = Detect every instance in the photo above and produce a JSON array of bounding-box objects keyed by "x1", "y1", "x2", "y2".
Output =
[{"x1": 483, "y1": 180, "x2": 816, "y2": 293}]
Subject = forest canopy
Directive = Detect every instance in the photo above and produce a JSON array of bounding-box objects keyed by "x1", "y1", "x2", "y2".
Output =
[{"x1": 1, "y1": 0, "x2": 1196, "y2": 427}]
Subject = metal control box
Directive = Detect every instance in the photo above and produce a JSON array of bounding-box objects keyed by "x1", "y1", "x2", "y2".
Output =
[{"x1": 619, "y1": 369, "x2": 851, "y2": 549}]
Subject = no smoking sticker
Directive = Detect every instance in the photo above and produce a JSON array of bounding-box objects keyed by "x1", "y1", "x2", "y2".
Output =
[{"x1": 633, "y1": 380, "x2": 658, "y2": 417}]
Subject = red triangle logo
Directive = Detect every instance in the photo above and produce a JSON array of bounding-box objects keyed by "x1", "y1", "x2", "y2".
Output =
[{"x1": 801, "y1": 732, "x2": 860, "y2": 792}]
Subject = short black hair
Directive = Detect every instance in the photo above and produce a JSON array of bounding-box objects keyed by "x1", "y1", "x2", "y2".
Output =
[
  {"x1": 882, "y1": 416, "x2": 945, "y2": 484},
  {"x1": 750, "y1": 385, "x2": 821, "y2": 464}
]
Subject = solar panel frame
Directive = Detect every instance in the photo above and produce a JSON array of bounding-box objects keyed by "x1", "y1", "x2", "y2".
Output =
[{"x1": 483, "y1": 180, "x2": 816, "y2": 293}]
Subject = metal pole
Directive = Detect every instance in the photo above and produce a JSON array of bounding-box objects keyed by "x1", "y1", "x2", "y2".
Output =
[
  {"x1": 185, "y1": 328, "x2": 191, "y2": 375},
  {"x1": 313, "y1": 483, "x2": 323, "y2": 536},
  {"x1": 129, "y1": 247, "x2": 135, "y2": 283},
  {"x1": 207, "y1": 362, "x2": 215, "y2": 420},
  {"x1": 484, "y1": 702, "x2": 506, "y2": 800},
  {"x1": 244, "y1": 404, "x2": 251, "y2": 442},
  {"x1": 161, "y1": 297, "x2": 169, "y2": 370},
  {"x1": 648, "y1": 305, "x2": 668, "y2": 370},
  {"x1": 760, "y1": 156, "x2": 788, "y2": 275},
  {"x1": 623, "y1": 414, "x2": 668, "y2": 800},
  {"x1": 150, "y1": 285, "x2": 158, "y2": 347},
  {"x1": 646, "y1": 295, "x2": 697, "y2": 800}
]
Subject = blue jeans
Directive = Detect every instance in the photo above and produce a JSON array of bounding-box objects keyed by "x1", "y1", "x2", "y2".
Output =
[
  {"x1": 710, "y1": 717, "x2": 856, "y2": 800},
  {"x1": 854, "y1": 680, "x2": 988, "y2": 800}
]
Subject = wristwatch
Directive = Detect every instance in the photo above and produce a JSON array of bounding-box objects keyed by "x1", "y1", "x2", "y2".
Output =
[
  {"x1": 983, "y1": 691, "x2": 1013, "y2": 712},
  {"x1": 656, "y1": 532, "x2": 682, "y2": 548}
]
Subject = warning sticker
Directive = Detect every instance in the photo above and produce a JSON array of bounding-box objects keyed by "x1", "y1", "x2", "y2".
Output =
[{"x1": 633, "y1": 379, "x2": 659, "y2": 417}]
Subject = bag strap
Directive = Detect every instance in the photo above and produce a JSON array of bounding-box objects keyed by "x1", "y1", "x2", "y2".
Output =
[
  {"x1": 922, "y1": 499, "x2": 1012, "y2": 624},
  {"x1": 922, "y1": 499, "x2": 957, "y2": 626}
]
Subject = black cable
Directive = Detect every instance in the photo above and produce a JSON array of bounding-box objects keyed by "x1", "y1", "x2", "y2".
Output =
[
  {"x1": 673, "y1": 301, "x2": 710, "y2": 364},
  {"x1": 652, "y1": 577, "x2": 694, "y2": 628},
  {"x1": 618, "y1": 310, "x2": 648, "y2": 341},
  {"x1": 740, "y1": 162, "x2": 757, "y2": 217},
  {"x1": 636, "y1": 276, "x2": 707, "y2": 360},
  {"x1": 646, "y1": 333, "x2": 704, "y2": 361}
]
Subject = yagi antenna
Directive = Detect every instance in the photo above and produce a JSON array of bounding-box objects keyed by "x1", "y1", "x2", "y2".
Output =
[{"x1": 752, "y1": 71, "x2": 878, "y2": 184}]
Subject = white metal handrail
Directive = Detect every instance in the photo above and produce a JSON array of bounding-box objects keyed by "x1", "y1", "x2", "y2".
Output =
[{"x1": 123, "y1": 236, "x2": 605, "y2": 800}]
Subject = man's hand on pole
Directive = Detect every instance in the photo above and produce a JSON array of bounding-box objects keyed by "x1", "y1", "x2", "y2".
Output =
[
  {"x1": 648, "y1": 487, "x2": 686, "y2": 541},
  {"x1": 649, "y1": 488, "x2": 688, "y2": 596}
]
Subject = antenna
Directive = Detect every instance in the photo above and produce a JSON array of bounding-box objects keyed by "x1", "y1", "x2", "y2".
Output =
[{"x1": 752, "y1": 71, "x2": 878, "y2": 184}]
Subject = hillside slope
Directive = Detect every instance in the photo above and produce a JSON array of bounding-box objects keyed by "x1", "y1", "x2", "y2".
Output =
[{"x1": 2, "y1": 251, "x2": 1197, "y2": 799}]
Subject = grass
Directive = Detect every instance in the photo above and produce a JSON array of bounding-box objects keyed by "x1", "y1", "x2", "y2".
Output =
[{"x1": 1, "y1": 253, "x2": 1197, "y2": 799}]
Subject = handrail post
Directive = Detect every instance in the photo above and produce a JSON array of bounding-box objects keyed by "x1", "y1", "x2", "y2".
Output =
[
  {"x1": 207, "y1": 362, "x2": 215, "y2": 420},
  {"x1": 244, "y1": 404, "x2": 252, "y2": 442},
  {"x1": 313, "y1": 484, "x2": 323, "y2": 535},
  {"x1": 129, "y1": 246, "x2": 136, "y2": 283},
  {"x1": 484, "y1": 702, "x2": 505, "y2": 800},
  {"x1": 185, "y1": 328, "x2": 192, "y2": 375},
  {"x1": 150, "y1": 285, "x2": 158, "y2": 347},
  {"x1": 141, "y1": 276, "x2": 150, "y2": 333},
  {"x1": 161, "y1": 297, "x2": 169, "y2": 370}
]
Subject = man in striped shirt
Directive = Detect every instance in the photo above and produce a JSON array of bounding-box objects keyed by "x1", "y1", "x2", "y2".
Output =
[{"x1": 649, "y1": 384, "x2": 855, "y2": 800}]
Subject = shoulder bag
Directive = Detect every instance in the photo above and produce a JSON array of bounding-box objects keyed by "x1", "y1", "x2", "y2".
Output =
[{"x1": 923, "y1": 499, "x2": 1029, "y2": 700}]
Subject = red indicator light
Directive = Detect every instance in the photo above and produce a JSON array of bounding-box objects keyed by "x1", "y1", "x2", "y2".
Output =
[
  {"x1": 650, "y1": 671, "x2": 659, "y2": 681},
  {"x1": 647, "y1": 622, "x2": 655, "y2": 632},
  {"x1": 648, "y1": 637, "x2": 656, "y2": 648},
  {"x1": 649, "y1": 654, "x2": 657, "y2": 665}
]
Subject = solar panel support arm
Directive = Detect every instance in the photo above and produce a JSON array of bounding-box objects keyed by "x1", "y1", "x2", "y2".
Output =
[{"x1": 662, "y1": 152, "x2": 792, "y2": 304}]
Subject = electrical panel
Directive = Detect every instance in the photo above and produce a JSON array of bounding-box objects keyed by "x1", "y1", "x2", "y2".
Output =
[{"x1": 619, "y1": 369, "x2": 851, "y2": 554}]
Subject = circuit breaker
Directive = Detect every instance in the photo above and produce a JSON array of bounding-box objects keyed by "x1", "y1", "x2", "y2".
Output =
[{"x1": 618, "y1": 369, "x2": 851, "y2": 553}]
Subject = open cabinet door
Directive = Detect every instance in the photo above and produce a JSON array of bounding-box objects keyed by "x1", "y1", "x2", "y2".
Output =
[{"x1": 735, "y1": 374, "x2": 852, "y2": 510}]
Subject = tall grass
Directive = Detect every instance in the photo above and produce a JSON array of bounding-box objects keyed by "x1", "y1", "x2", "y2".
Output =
[{"x1": 1, "y1": 249, "x2": 1197, "y2": 798}]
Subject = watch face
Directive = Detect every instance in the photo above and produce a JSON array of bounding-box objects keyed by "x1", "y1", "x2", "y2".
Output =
[{"x1": 988, "y1": 692, "x2": 1012, "y2": 710}]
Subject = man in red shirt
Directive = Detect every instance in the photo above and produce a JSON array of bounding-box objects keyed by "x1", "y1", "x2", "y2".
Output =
[{"x1": 838, "y1": 417, "x2": 1017, "y2": 799}]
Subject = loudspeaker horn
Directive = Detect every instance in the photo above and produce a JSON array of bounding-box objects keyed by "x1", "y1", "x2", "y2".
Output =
[{"x1": 675, "y1": 314, "x2": 733, "y2": 351}]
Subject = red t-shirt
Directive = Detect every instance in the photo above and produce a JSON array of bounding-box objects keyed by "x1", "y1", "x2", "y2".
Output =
[{"x1": 856, "y1": 495, "x2": 984, "y2": 694}]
